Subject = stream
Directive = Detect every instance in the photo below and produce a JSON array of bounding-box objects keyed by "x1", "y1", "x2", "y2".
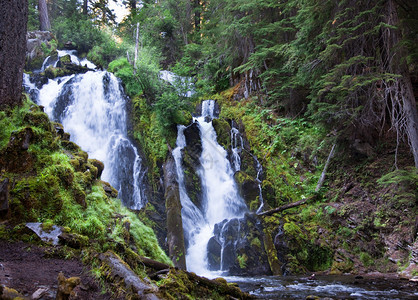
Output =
[
  {"x1": 23, "y1": 52, "x2": 418, "y2": 300},
  {"x1": 229, "y1": 275, "x2": 418, "y2": 299}
]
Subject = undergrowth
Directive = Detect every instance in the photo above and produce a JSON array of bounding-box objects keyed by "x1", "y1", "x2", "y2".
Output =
[{"x1": 0, "y1": 97, "x2": 171, "y2": 265}]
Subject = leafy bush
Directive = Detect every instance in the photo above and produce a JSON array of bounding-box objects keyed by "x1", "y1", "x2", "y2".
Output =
[
  {"x1": 108, "y1": 58, "x2": 141, "y2": 97},
  {"x1": 53, "y1": 16, "x2": 105, "y2": 54}
]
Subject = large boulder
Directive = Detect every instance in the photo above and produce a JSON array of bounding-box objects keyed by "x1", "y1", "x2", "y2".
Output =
[
  {"x1": 43, "y1": 55, "x2": 90, "y2": 80},
  {"x1": 0, "y1": 127, "x2": 35, "y2": 173},
  {"x1": 207, "y1": 214, "x2": 272, "y2": 276}
]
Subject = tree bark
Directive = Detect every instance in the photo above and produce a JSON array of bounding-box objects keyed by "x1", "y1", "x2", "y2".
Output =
[
  {"x1": 133, "y1": 22, "x2": 139, "y2": 74},
  {"x1": 0, "y1": 0, "x2": 28, "y2": 109},
  {"x1": 83, "y1": 0, "x2": 88, "y2": 15},
  {"x1": 315, "y1": 143, "x2": 336, "y2": 192},
  {"x1": 38, "y1": 0, "x2": 51, "y2": 31},
  {"x1": 193, "y1": 0, "x2": 201, "y2": 31},
  {"x1": 129, "y1": 0, "x2": 136, "y2": 14},
  {"x1": 385, "y1": 0, "x2": 418, "y2": 168}
]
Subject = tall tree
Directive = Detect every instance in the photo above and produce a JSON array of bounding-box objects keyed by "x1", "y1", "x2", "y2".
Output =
[
  {"x1": 83, "y1": 0, "x2": 88, "y2": 15},
  {"x1": 38, "y1": 0, "x2": 51, "y2": 30},
  {"x1": 0, "y1": 0, "x2": 28, "y2": 108}
]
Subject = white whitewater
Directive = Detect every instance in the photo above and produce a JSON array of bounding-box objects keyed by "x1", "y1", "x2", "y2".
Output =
[
  {"x1": 231, "y1": 121, "x2": 244, "y2": 173},
  {"x1": 35, "y1": 61, "x2": 145, "y2": 209},
  {"x1": 230, "y1": 121, "x2": 265, "y2": 213},
  {"x1": 41, "y1": 50, "x2": 96, "y2": 72},
  {"x1": 174, "y1": 100, "x2": 247, "y2": 276},
  {"x1": 172, "y1": 125, "x2": 205, "y2": 243}
]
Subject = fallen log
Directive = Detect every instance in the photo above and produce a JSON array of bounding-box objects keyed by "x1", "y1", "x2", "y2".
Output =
[
  {"x1": 257, "y1": 199, "x2": 307, "y2": 217},
  {"x1": 137, "y1": 254, "x2": 171, "y2": 271},
  {"x1": 99, "y1": 251, "x2": 160, "y2": 300}
]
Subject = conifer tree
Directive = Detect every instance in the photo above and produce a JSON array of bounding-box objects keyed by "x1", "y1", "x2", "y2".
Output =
[{"x1": 0, "y1": 0, "x2": 28, "y2": 108}]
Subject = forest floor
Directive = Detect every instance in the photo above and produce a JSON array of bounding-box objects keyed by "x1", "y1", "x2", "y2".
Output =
[{"x1": 0, "y1": 240, "x2": 110, "y2": 299}]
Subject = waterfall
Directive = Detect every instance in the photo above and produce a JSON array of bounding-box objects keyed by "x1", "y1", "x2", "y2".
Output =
[
  {"x1": 41, "y1": 50, "x2": 96, "y2": 72},
  {"x1": 174, "y1": 100, "x2": 248, "y2": 276},
  {"x1": 26, "y1": 54, "x2": 146, "y2": 210},
  {"x1": 230, "y1": 121, "x2": 265, "y2": 213},
  {"x1": 172, "y1": 125, "x2": 205, "y2": 244},
  {"x1": 231, "y1": 120, "x2": 244, "y2": 173}
]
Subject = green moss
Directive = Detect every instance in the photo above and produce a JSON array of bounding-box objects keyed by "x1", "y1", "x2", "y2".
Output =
[
  {"x1": 1, "y1": 96, "x2": 171, "y2": 269},
  {"x1": 237, "y1": 254, "x2": 248, "y2": 269},
  {"x1": 359, "y1": 252, "x2": 374, "y2": 267},
  {"x1": 212, "y1": 118, "x2": 231, "y2": 149},
  {"x1": 250, "y1": 237, "x2": 262, "y2": 248}
]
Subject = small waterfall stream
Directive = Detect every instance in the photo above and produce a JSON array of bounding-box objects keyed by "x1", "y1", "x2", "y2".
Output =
[
  {"x1": 174, "y1": 100, "x2": 248, "y2": 276},
  {"x1": 25, "y1": 53, "x2": 147, "y2": 210},
  {"x1": 172, "y1": 125, "x2": 205, "y2": 244}
]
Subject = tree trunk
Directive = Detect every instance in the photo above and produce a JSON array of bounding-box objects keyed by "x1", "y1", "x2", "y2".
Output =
[
  {"x1": 83, "y1": 0, "x2": 88, "y2": 15},
  {"x1": 129, "y1": 0, "x2": 136, "y2": 14},
  {"x1": 133, "y1": 22, "x2": 139, "y2": 74},
  {"x1": 0, "y1": 0, "x2": 28, "y2": 109},
  {"x1": 38, "y1": 0, "x2": 51, "y2": 31},
  {"x1": 385, "y1": 0, "x2": 418, "y2": 168},
  {"x1": 315, "y1": 143, "x2": 336, "y2": 192},
  {"x1": 193, "y1": 0, "x2": 201, "y2": 31}
]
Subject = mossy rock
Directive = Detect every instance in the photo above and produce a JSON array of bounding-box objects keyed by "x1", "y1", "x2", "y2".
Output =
[
  {"x1": 234, "y1": 171, "x2": 259, "y2": 209},
  {"x1": 72, "y1": 188, "x2": 86, "y2": 208},
  {"x1": 0, "y1": 127, "x2": 36, "y2": 173},
  {"x1": 57, "y1": 54, "x2": 72, "y2": 65},
  {"x1": 240, "y1": 150, "x2": 258, "y2": 178},
  {"x1": 102, "y1": 181, "x2": 118, "y2": 198},
  {"x1": 58, "y1": 232, "x2": 89, "y2": 249},
  {"x1": 61, "y1": 140, "x2": 81, "y2": 152},
  {"x1": 43, "y1": 66, "x2": 67, "y2": 79},
  {"x1": 174, "y1": 110, "x2": 193, "y2": 126},
  {"x1": 212, "y1": 118, "x2": 231, "y2": 149},
  {"x1": 261, "y1": 180, "x2": 275, "y2": 209},
  {"x1": 88, "y1": 159, "x2": 104, "y2": 178},
  {"x1": 23, "y1": 111, "x2": 53, "y2": 132},
  {"x1": 0, "y1": 285, "x2": 26, "y2": 300}
]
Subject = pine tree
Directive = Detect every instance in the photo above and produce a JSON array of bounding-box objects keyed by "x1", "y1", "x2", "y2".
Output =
[{"x1": 0, "y1": 0, "x2": 28, "y2": 108}]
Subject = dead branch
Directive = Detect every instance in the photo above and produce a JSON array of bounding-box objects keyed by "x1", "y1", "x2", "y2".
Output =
[
  {"x1": 257, "y1": 199, "x2": 308, "y2": 217},
  {"x1": 315, "y1": 142, "x2": 336, "y2": 192}
]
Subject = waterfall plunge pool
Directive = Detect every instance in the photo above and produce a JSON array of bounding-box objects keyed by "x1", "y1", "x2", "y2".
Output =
[{"x1": 226, "y1": 274, "x2": 417, "y2": 299}]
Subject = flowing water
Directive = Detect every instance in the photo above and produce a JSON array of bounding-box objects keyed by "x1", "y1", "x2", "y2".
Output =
[
  {"x1": 228, "y1": 275, "x2": 418, "y2": 299},
  {"x1": 25, "y1": 53, "x2": 146, "y2": 209},
  {"x1": 24, "y1": 58, "x2": 416, "y2": 299},
  {"x1": 173, "y1": 100, "x2": 247, "y2": 276},
  {"x1": 172, "y1": 125, "x2": 205, "y2": 244},
  {"x1": 41, "y1": 49, "x2": 96, "y2": 71}
]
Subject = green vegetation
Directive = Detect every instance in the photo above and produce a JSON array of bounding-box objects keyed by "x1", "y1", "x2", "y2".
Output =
[
  {"x1": 216, "y1": 91, "x2": 327, "y2": 207},
  {"x1": 0, "y1": 97, "x2": 171, "y2": 266},
  {"x1": 17, "y1": 0, "x2": 418, "y2": 281}
]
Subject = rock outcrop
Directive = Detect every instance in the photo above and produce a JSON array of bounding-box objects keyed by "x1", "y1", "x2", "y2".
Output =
[
  {"x1": 163, "y1": 154, "x2": 187, "y2": 269},
  {"x1": 26, "y1": 31, "x2": 56, "y2": 71}
]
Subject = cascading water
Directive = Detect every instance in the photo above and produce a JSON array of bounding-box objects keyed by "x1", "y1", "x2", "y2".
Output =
[
  {"x1": 41, "y1": 49, "x2": 96, "y2": 72},
  {"x1": 26, "y1": 53, "x2": 146, "y2": 210},
  {"x1": 230, "y1": 121, "x2": 265, "y2": 213},
  {"x1": 230, "y1": 121, "x2": 243, "y2": 173},
  {"x1": 172, "y1": 125, "x2": 205, "y2": 244},
  {"x1": 173, "y1": 100, "x2": 248, "y2": 276}
]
